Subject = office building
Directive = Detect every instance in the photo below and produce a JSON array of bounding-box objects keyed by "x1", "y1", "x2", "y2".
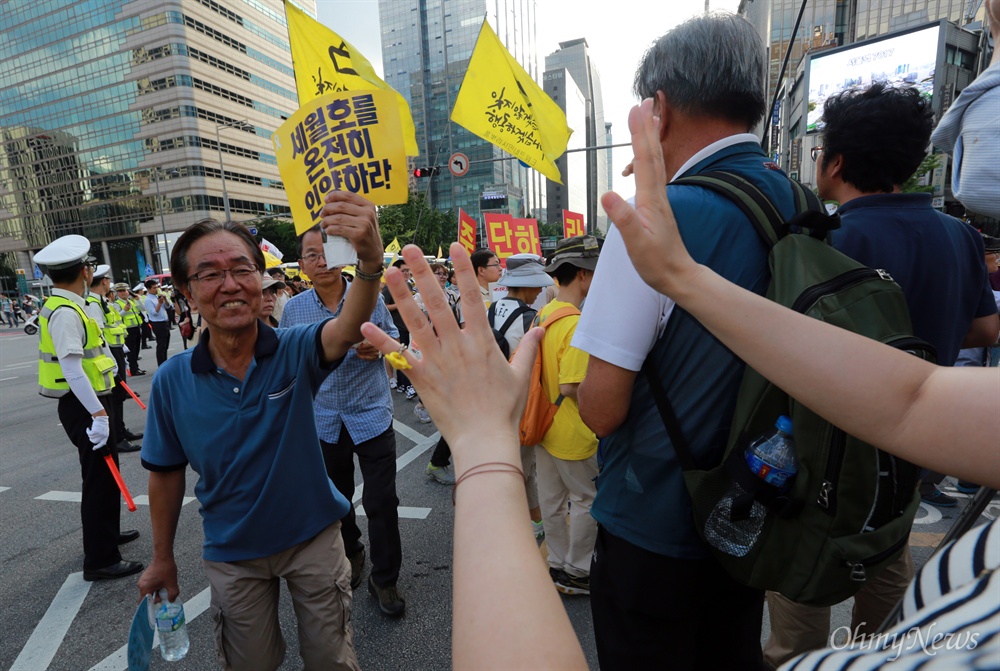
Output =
[
  {"x1": 0, "y1": 0, "x2": 304, "y2": 284},
  {"x1": 379, "y1": 0, "x2": 544, "y2": 233},
  {"x1": 543, "y1": 68, "x2": 588, "y2": 223},
  {"x1": 544, "y1": 38, "x2": 610, "y2": 234}
]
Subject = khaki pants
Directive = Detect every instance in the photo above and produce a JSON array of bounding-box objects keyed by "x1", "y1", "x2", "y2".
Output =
[
  {"x1": 202, "y1": 522, "x2": 360, "y2": 671},
  {"x1": 535, "y1": 447, "x2": 599, "y2": 577},
  {"x1": 763, "y1": 546, "x2": 914, "y2": 667}
]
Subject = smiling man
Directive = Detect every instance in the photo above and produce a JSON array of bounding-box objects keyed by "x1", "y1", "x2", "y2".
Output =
[{"x1": 137, "y1": 191, "x2": 384, "y2": 671}]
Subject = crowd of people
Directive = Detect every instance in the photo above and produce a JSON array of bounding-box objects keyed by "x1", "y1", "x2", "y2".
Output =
[{"x1": 27, "y1": 6, "x2": 1000, "y2": 671}]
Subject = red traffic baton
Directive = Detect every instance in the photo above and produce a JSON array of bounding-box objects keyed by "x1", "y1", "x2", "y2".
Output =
[
  {"x1": 104, "y1": 454, "x2": 138, "y2": 512},
  {"x1": 120, "y1": 381, "x2": 146, "y2": 410}
]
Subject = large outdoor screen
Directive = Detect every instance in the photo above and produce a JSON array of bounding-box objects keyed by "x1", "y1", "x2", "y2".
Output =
[{"x1": 807, "y1": 24, "x2": 940, "y2": 133}]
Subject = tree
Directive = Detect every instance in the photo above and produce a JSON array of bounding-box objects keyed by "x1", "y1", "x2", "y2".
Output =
[
  {"x1": 250, "y1": 217, "x2": 298, "y2": 261},
  {"x1": 901, "y1": 154, "x2": 942, "y2": 194},
  {"x1": 377, "y1": 191, "x2": 455, "y2": 256}
]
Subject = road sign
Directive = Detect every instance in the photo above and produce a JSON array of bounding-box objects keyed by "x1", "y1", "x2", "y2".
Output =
[
  {"x1": 449, "y1": 152, "x2": 469, "y2": 177},
  {"x1": 248, "y1": 227, "x2": 258, "y2": 236},
  {"x1": 33, "y1": 265, "x2": 42, "y2": 279},
  {"x1": 145, "y1": 264, "x2": 154, "y2": 277}
]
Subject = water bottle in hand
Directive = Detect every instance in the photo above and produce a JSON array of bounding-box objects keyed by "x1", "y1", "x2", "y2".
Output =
[
  {"x1": 704, "y1": 416, "x2": 797, "y2": 557},
  {"x1": 155, "y1": 589, "x2": 190, "y2": 662}
]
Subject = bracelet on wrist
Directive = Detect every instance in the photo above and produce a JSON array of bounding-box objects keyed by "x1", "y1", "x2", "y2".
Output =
[
  {"x1": 353, "y1": 261, "x2": 383, "y2": 282},
  {"x1": 452, "y1": 461, "x2": 526, "y2": 505}
]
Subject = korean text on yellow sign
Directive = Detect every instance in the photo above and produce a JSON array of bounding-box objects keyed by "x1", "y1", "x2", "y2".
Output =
[
  {"x1": 458, "y1": 209, "x2": 477, "y2": 255},
  {"x1": 451, "y1": 21, "x2": 571, "y2": 184},
  {"x1": 274, "y1": 89, "x2": 408, "y2": 235},
  {"x1": 563, "y1": 210, "x2": 585, "y2": 238}
]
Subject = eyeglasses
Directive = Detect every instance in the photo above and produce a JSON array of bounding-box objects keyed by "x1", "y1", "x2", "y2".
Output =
[
  {"x1": 484, "y1": 263, "x2": 501, "y2": 269},
  {"x1": 810, "y1": 146, "x2": 824, "y2": 162},
  {"x1": 433, "y1": 271, "x2": 448, "y2": 277},
  {"x1": 189, "y1": 264, "x2": 260, "y2": 287},
  {"x1": 300, "y1": 251, "x2": 326, "y2": 265}
]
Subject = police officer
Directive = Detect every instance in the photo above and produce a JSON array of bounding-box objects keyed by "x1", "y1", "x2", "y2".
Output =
[
  {"x1": 35, "y1": 236, "x2": 143, "y2": 581},
  {"x1": 112, "y1": 282, "x2": 145, "y2": 376},
  {"x1": 86, "y1": 265, "x2": 142, "y2": 452}
]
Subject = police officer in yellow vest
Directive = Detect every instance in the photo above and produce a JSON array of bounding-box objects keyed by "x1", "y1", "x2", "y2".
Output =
[
  {"x1": 86, "y1": 265, "x2": 143, "y2": 453},
  {"x1": 113, "y1": 282, "x2": 146, "y2": 376},
  {"x1": 35, "y1": 236, "x2": 144, "y2": 581}
]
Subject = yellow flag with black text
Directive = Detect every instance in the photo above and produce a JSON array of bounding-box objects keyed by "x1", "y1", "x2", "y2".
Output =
[
  {"x1": 384, "y1": 237, "x2": 401, "y2": 254},
  {"x1": 451, "y1": 21, "x2": 571, "y2": 183},
  {"x1": 284, "y1": 1, "x2": 418, "y2": 156}
]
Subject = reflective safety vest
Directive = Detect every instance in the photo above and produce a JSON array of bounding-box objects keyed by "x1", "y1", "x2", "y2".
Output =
[
  {"x1": 38, "y1": 296, "x2": 116, "y2": 398},
  {"x1": 115, "y1": 297, "x2": 141, "y2": 328},
  {"x1": 86, "y1": 295, "x2": 127, "y2": 347}
]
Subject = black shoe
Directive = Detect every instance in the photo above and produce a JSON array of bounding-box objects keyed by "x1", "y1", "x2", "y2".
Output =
[
  {"x1": 131, "y1": 370, "x2": 147, "y2": 376},
  {"x1": 124, "y1": 430, "x2": 143, "y2": 441},
  {"x1": 349, "y1": 547, "x2": 366, "y2": 590},
  {"x1": 141, "y1": 345, "x2": 152, "y2": 350},
  {"x1": 921, "y1": 488, "x2": 958, "y2": 507},
  {"x1": 368, "y1": 575, "x2": 405, "y2": 617},
  {"x1": 84, "y1": 560, "x2": 144, "y2": 581},
  {"x1": 118, "y1": 530, "x2": 140, "y2": 545},
  {"x1": 117, "y1": 440, "x2": 140, "y2": 453}
]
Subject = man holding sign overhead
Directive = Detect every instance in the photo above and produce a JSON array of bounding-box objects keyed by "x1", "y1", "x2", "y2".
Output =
[{"x1": 138, "y1": 189, "x2": 384, "y2": 670}]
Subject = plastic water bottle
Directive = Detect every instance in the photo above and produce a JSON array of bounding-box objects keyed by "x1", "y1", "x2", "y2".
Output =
[
  {"x1": 155, "y1": 589, "x2": 190, "y2": 662},
  {"x1": 704, "y1": 416, "x2": 797, "y2": 557}
]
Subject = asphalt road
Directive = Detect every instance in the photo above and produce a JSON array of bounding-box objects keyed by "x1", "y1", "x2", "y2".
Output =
[{"x1": 1, "y1": 324, "x2": 996, "y2": 670}]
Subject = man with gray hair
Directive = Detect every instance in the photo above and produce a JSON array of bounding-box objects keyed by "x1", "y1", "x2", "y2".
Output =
[{"x1": 573, "y1": 13, "x2": 790, "y2": 669}]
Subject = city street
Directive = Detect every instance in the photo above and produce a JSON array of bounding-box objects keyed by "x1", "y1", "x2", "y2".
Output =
[{"x1": 1, "y1": 324, "x2": 996, "y2": 670}]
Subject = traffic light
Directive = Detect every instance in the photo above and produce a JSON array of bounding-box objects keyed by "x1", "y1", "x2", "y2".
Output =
[{"x1": 413, "y1": 166, "x2": 440, "y2": 178}]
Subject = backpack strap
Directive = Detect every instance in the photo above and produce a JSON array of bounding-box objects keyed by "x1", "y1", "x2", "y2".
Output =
[
  {"x1": 532, "y1": 305, "x2": 580, "y2": 408},
  {"x1": 642, "y1": 360, "x2": 699, "y2": 471},
  {"x1": 496, "y1": 303, "x2": 534, "y2": 338}
]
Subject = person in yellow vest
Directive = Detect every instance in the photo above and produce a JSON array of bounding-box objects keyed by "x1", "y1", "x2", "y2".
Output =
[
  {"x1": 112, "y1": 282, "x2": 146, "y2": 376},
  {"x1": 86, "y1": 265, "x2": 142, "y2": 452},
  {"x1": 34, "y1": 235, "x2": 143, "y2": 581}
]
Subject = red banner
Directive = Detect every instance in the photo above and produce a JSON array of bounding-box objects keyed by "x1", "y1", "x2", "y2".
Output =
[
  {"x1": 458, "y1": 208, "x2": 477, "y2": 255},
  {"x1": 484, "y1": 213, "x2": 514, "y2": 265},
  {"x1": 511, "y1": 218, "x2": 542, "y2": 256},
  {"x1": 563, "y1": 209, "x2": 585, "y2": 238}
]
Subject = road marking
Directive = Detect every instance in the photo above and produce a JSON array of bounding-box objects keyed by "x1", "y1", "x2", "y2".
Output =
[
  {"x1": 1, "y1": 376, "x2": 18, "y2": 381},
  {"x1": 0, "y1": 486, "x2": 10, "y2": 493},
  {"x1": 356, "y1": 505, "x2": 432, "y2": 519},
  {"x1": 392, "y1": 418, "x2": 434, "y2": 446},
  {"x1": 1, "y1": 362, "x2": 36, "y2": 370},
  {"x1": 11, "y1": 572, "x2": 91, "y2": 671},
  {"x1": 89, "y1": 586, "x2": 212, "y2": 671},
  {"x1": 35, "y1": 491, "x2": 197, "y2": 506}
]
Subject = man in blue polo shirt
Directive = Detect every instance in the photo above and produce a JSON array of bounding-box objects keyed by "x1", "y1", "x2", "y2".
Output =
[
  {"x1": 280, "y1": 224, "x2": 405, "y2": 618},
  {"x1": 572, "y1": 14, "x2": 782, "y2": 670},
  {"x1": 763, "y1": 81, "x2": 999, "y2": 667},
  {"x1": 138, "y1": 192, "x2": 385, "y2": 671}
]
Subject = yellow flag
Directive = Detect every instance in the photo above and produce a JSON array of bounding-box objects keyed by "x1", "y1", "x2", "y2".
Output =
[
  {"x1": 451, "y1": 21, "x2": 572, "y2": 184},
  {"x1": 262, "y1": 250, "x2": 283, "y2": 269},
  {"x1": 436, "y1": 245, "x2": 442, "y2": 259},
  {"x1": 285, "y1": 1, "x2": 418, "y2": 156},
  {"x1": 385, "y1": 237, "x2": 401, "y2": 254}
]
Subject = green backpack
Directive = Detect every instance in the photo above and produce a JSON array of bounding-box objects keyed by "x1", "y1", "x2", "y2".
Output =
[{"x1": 645, "y1": 171, "x2": 935, "y2": 606}]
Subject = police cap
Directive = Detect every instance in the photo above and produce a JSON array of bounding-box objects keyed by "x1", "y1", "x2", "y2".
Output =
[{"x1": 34, "y1": 235, "x2": 95, "y2": 272}]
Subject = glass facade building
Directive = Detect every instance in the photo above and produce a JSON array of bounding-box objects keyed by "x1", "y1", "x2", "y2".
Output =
[
  {"x1": 379, "y1": 0, "x2": 544, "y2": 229},
  {"x1": 0, "y1": 0, "x2": 308, "y2": 281},
  {"x1": 542, "y1": 68, "x2": 588, "y2": 225},
  {"x1": 544, "y1": 38, "x2": 610, "y2": 234}
]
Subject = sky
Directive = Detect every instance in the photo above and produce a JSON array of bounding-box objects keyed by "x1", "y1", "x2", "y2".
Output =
[{"x1": 315, "y1": 0, "x2": 743, "y2": 200}]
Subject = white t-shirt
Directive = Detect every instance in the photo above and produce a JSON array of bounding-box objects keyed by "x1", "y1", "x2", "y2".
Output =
[
  {"x1": 571, "y1": 133, "x2": 759, "y2": 371},
  {"x1": 488, "y1": 297, "x2": 535, "y2": 354}
]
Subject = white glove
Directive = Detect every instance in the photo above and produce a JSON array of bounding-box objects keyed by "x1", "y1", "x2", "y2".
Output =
[
  {"x1": 87, "y1": 415, "x2": 110, "y2": 451},
  {"x1": 123, "y1": 344, "x2": 129, "y2": 354}
]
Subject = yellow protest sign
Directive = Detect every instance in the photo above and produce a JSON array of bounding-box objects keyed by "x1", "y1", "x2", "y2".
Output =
[
  {"x1": 285, "y1": 0, "x2": 418, "y2": 156},
  {"x1": 273, "y1": 89, "x2": 408, "y2": 235},
  {"x1": 451, "y1": 21, "x2": 572, "y2": 184}
]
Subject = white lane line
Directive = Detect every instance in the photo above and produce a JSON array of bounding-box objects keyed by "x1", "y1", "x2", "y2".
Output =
[
  {"x1": 11, "y1": 572, "x2": 91, "y2": 671},
  {"x1": 1, "y1": 376, "x2": 18, "y2": 381},
  {"x1": 356, "y1": 505, "x2": 431, "y2": 519},
  {"x1": 89, "y1": 587, "x2": 212, "y2": 671},
  {"x1": 36, "y1": 491, "x2": 82, "y2": 503},
  {"x1": 392, "y1": 418, "x2": 433, "y2": 445},
  {"x1": 1, "y1": 362, "x2": 36, "y2": 370},
  {"x1": 353, "y1": 427, "x2": 440, "y2": 503},
  {"x1": 0, "y1": 486, "x2": 10, "y2": 493}
]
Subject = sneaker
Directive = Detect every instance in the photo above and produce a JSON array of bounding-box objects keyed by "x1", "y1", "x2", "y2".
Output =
[
  {"x1": 425, "y1": 462, "x2": 455, "y2": 485},
  {"x1": 956, "y1": 481, "x2": 980, "y2": 494},
  {"x1": 405, "y1": 385, "x2": 417, "y2": 400},
  {"x1": 548, "y1": 567, "x2": 566, "y2": 583},
  {"x1": 532, "y1": 520, "x2": 545, "y2": 540},
  {"x1": 368, "y1": 575, "x2": 405, "y2": 617},
  {"x1": 395, "y1": 381, "x2": 406, "y2": 393},
  {"x1": 389, "y1": 378, "x2": 397, "y2": 389},
  {"x1": 349, "y1": 547, "x2": 366, "y2": 590},
  {"x1": 555, "y1": 572, "x2": 590, "y2": 596},
  {"x1": 413, "y1": 403, "x2": 431, "y2": 424},
  {"x1": 921, "y1": 488, "x2": 958, "y2": 507}
]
